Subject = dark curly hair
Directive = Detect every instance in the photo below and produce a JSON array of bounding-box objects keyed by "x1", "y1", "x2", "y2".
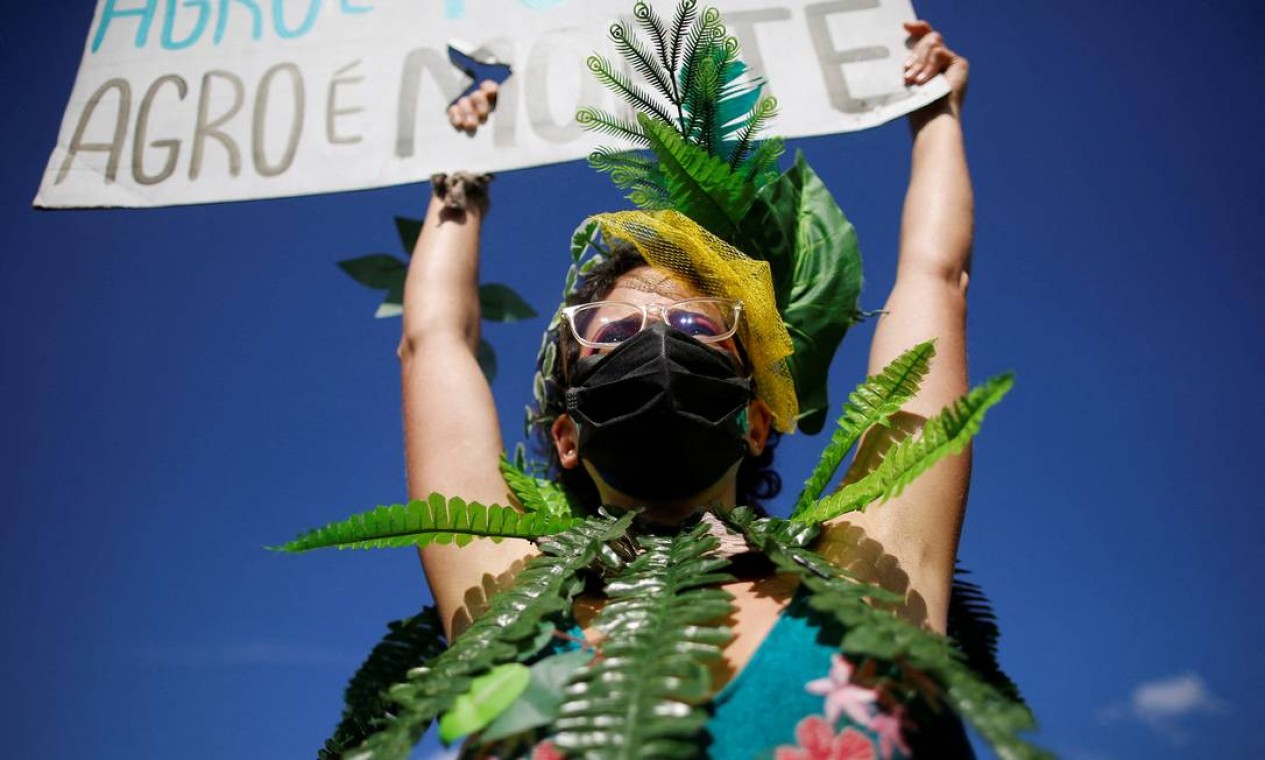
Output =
[{"x1": 532, "y1": 242, "x2": 782, "y2": 514}]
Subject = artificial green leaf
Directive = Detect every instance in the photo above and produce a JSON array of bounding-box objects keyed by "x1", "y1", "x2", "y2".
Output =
[
  {"x1": 477, "y1": 338, "x2": 497, "y2": 383},
  {"x1": 375, "y1": 278, "x2": 405, "y2": 319},
  {"x1": 795, "y1": 373, "x2": 1015, "y2": 524},
  {"x1": 739, "y1": 151, "x2": 863, "y2": 433},
  {"x1": 394, "y1": 216, "x2": 423, "y2": 254},
  {"x1": 500, "y1": 456, "x2": 582, "y2": 519},
  {"x1": 481, "y1": 650, "x2": 594, "y2": 742},
  {"x1": 790, "y1": 342, "x2": 935, "y2": 517},
  {"x1": 640, "y1": 114, "x2": 755, "y2": 240},
  {"x1": 353, "y1": 512, "x2": 635, "y2": 759},
  {"x1": 948, "y1": 566, "x2": 1026, "y2": 705},
  {"x1": 338, "y1": 254, "x2": 407, "y2": 290},
  {"x1": 438, "y1": 662, "x2": 532, "y2": 744},
  {"x1": 479, "y1": 283, "x2": 538, "y2": 322},
  {"x1": 318, "y1": 607, "x2": 447, "y2": 759},
  {"x1": 552, "y1": 522, "x2": 735, "y2": 758},
  {"x1": 271, "y1": 493, "x2": 584, "y2": 553}
]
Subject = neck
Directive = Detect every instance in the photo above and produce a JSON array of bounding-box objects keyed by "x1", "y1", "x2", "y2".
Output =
[{"x1": 589, "y1": 462, "x2": 740, "y2": 525}]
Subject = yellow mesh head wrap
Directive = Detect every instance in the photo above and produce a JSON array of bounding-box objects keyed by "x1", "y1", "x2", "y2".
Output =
[{"x1": 589, "y1": 209, "x2": 798, "y2": 433}]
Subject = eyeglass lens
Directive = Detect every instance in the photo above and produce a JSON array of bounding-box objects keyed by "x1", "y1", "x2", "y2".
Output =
[{"x1": 572, "y1": 300, "x2": 736, "y2": 346}]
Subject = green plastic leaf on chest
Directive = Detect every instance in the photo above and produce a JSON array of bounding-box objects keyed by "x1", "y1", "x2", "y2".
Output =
[
  {"x1": 438, "y1": 662, "x2": 532, "y2": 744},
  {"x1": 481, "y1": 650, "x2": 595, "y2": 742}
]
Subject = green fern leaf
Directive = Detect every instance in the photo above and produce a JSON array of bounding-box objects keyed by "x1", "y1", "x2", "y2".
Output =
[
  {"x1": 640, "y1": 114, "x2": 755, "y2": 239},
  {"x1": 552, "y1": 520, "x2": 736, "y2": 758},
  {"x1": 610, "y1": 20, "x2": 676, "y2": 104},
  {"x1": 272, "y1": 494, "x2": 583, "y2": 553},
  {"x1": 500, "y1": 456, "x2": 582, "y2": 520},
  {"x1": 740, "y1": 136, "x2": 785, "y2": 188},
  {"x1": 318, "y1": 607, "x2": 447, "y2": 759},
  {"x1": 677, "y1": 6, "x2": 724, "y2": 128},
  {"x1": 796, "y1": 373, "x2": 1014, "y2": 524},
  {"x1": 725, "y1": 511, "x2": 1050, "y2": 760},
  {"x1": 577, "y1": 107, "x2": 650, "y2": 147},
  {"x1": 790, "y1": 342, "x2": 936, "y2": 518},
  {"x1": 726, "y1": 95, "x2": 777, "y2": 169},
  {"x1": 349, "y1": 513, "x2": 636, "y2": 759},
  {"x1": 667, "y1": 0, "x2": 698, "y2": 78},
  {"x1": 586, "y1": 55, "x2": 675, "y2": 127}
]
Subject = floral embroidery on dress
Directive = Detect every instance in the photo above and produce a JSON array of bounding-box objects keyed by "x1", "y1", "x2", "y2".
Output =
[
  {"x1": 776, "y1": 654, "x2": 912, "y2": 760},
  {"x1": 806, "y1": 654, "x2": 879, "y2": 726},
  {"x1": 774, "y1": 717, "x2": 876, "y2": 760}
]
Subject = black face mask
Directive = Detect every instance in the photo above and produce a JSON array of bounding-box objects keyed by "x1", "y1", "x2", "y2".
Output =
[{"x1": 565, "y1": 322, "x2": 753, "y2": 501}]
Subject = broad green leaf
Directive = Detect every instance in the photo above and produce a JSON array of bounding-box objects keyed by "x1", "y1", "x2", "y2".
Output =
[
  {"x1": 375, "y1": 278, "x2": 405, "y2": 319},
  {"x1": 476, "y1": 338, "x2": 497, "y2": 383},
  {"x1": 570, "y1": 219, "x2": 602, "y2": 263},
  {"x1": 481, "y1": 650, "x2": 593, "y2": 742},
  {"x1": 338, "y1": 254, "x2": 407, "y2": 290},
  {"x1": 740, "y1": 151, "x2": 863, "y2": 433},
  {"x1": 271, "y1": 493, "x2": 584, "y2": 553},
  {"x1": 479, "y1": 283, "x2": 538, "y2": 322},
  {"x1": 790, "y1": 342, "x2": 935, "y2": 517},
  {"x1": 394, "y1": 216, "x2": 423, "y2": 254},
  {"x1": 438, "y1": 663, "x2": 532, "y2": 744},
  {"x1": 795, "y1": 372, "x2": 1015, "y2": 524}
]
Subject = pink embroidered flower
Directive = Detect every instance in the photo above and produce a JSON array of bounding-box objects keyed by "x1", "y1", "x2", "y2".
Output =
[
  {"x1": 868, "y1": 704, "x2": 911, "y2": 760},
  {"x1": 530, "y1": 740, "x2": 565, "y2": 760},
  {"x1": 805, "y1": 654, "x2": 879, "y2": 727},
  {"x1": 775, "y1": 716, "x2": 877, "y2": 760}
]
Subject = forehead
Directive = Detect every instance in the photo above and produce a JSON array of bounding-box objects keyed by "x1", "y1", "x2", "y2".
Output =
[{"x1": 601, "y1": 266, "x2": 703, "y2": 304}]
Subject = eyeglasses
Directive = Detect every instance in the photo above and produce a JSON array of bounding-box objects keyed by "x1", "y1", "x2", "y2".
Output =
[{"x1": 561, "y1": 298, "x2": 743, "y2": 349}]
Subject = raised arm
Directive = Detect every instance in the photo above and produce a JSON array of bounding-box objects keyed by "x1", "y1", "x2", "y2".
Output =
[
  {"x1": 825, "y1": 22, "x2": 973, "y2": 632},
  {"x1": 399, "y1": 84, "x2": 533, "y2": 636}
]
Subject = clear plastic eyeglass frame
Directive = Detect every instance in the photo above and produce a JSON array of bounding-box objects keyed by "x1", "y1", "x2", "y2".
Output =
[{"x1": 560, "y1": 297, "x2": 744, "y2": 349}]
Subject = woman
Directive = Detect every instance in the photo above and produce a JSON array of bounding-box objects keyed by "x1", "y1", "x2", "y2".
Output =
[{"x1": 399, "y1": 20, "x2": 973, "y2": 755}]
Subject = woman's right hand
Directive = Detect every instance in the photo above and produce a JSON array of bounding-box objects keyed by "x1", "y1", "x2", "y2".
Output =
[{"x1": 448, "y1": 80, "x2": 500, "y2": 136}]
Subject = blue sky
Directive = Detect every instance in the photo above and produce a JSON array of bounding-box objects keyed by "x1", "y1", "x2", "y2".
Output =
[{"x1": 3, "y1": 1, "x2": 1262, "y2": 758}]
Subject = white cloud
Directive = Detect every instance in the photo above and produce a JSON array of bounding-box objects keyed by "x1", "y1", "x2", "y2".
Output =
[{"x1": 1100, "y1": 672, "x2": 1227, "y2": 744}]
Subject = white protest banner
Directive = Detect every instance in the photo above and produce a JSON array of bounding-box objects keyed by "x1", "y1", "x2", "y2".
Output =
[{"x1": 35, "y1": 0, "x2": 947, "y2": 209}]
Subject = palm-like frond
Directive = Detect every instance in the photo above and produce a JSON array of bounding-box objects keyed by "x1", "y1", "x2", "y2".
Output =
[
  {"x1": 726, "y1": 511, "x2": 1049, "y2": 760},
  {"x1": 272, "y1": 494, "x2": 583, "y2": 553},
  {"x1": 349, "y1": 513, "x2": 636, "y2": 759},
  {"x1": 552, "y1": 520, "x2": 736, "y2": 758},
  {"x1": 318, "y1": 607, "x2": 447, "y2": 759},
  {"x1": 790, "y1": 342, "x2": 936, "y2": 518},
  {"x1": 795, "y1": 373, "x2": 1014, "y2": 524},
  {"x1": 577, "y1": 107, "x2": 650, "y2": 147}
]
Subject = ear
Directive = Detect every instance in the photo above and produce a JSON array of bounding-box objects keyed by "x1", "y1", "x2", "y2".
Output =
[
  {"x1": 551, "y1": 414, "x2": 581, "y2": 470},
  {"x1": 745, "y1": 398, "x2": 773, "y2": 457}
]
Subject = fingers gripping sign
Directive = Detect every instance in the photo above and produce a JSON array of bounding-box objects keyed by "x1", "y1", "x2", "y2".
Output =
[
  {"x1": 902, "y1": 20, "x2": 969, "y2": 109},
  {"x1": 446, "y1": 40, "x2": 511, "y2": 136}
]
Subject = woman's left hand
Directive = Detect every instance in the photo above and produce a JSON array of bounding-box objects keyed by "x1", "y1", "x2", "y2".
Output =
[{"x1": 903, "y1": 21, "x2": 969, "y2": 111}]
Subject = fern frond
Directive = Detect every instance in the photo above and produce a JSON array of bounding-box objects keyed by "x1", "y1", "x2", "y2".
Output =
[
  {"x1": 610, "y1": 20, "x2": 676, "y2": 105},
  {"x1": 577, "y1": 107, "x2": 650, "y2": 147},
  {"x1": 586, "y1": 55, "x2": 675, "y2": 127},
  {"x1": 790, "y1": 342, "x2": 936, "y2": 518},
  {"x1": 349, "y1": 513, "x2": 636, "y2": 760},
  {"x1": 727, "y1": 95, "x2": 777, "y2": 169},
  {"x1": 589, "y1": 147, "x2": 659, "y2": 185},
  {"x1": 552, "y1": 520, "x2": 736, "y2": 757},
  {"x1": 725, "y1": 511, "x2": 1049, "y2": 760},
  {"x1": 795, "y1": 373, "x2": 1014, "y2": 524},
  {"x1": 319, "y1": 607, "x2": 447, "y2": 759},
  {"x1": 677, "y1": 6, "x2": 724, "y2": 122},
  {"x1": 667, "y1": 0, "x2": 698, "y2": 79},
  {"x1": 273, "y1": 494, "x2": 583, "y2": 553},
  {"x1": 741, "y1": 136, "x2": 785, "y2": 187},
  {"x1": 632, "y1": 1, "x2": 678, "y2": 105},
  {"x1": 948, "y1": 567, "x2": 1025, "y2": 705},
  {"x1": 640, "y1": 114, "x2": 755, "y2": 235},
  {"x1": 500, "y1": 455, "x2": 582, "y2": 520}
]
